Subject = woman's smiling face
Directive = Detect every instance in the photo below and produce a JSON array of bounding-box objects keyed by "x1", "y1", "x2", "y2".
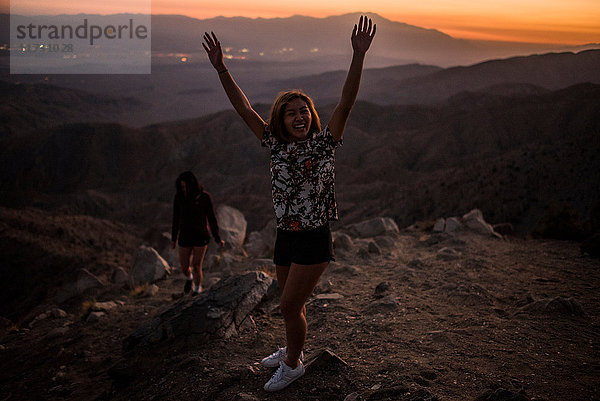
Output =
[{"x1": 283, "y1": 97, "x2": 312, "y2": 141}]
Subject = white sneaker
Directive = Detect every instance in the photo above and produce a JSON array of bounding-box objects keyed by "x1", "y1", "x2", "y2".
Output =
[
  {"x1": 264, "y1": 360, "x2": 305, "y2": 392},
  {"x1": 260, "y1": 346, "x2": 304, "y2": 368}
]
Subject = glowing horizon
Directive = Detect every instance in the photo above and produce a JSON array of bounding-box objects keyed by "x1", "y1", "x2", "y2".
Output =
[{"x1": 5, "y1": 0, "x2": 600, "y2": 45}]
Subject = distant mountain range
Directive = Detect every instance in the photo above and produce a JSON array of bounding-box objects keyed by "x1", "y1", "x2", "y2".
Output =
[
  {"x1": 3, "y1": 12, "x2": 596, "y2": 69},
  {"x1": 2, "y1": 49, "x2": 599, "y2": 128},
  {"x1": 2, "y1": 81, "x2": 599, "y2": 237}
]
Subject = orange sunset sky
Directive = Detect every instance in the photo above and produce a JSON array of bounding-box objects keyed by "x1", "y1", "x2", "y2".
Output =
[{"x1": 6, "y1": 0, "x2": 600, "y2": 44}]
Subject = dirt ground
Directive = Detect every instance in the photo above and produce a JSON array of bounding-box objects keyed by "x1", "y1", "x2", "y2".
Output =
[{"x1": 1, "y1": 228, "x2": 599, "y2": 401}]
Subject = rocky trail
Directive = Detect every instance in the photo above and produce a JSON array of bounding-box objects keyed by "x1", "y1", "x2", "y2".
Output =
[{"x1": 0, "y1": 210, "x2": 598, "y2": 401}]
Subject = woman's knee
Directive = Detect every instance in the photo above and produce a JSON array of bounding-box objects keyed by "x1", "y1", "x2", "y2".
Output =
[{"x1": 280, "y1": 299, "x2": 303, "y2": 322}]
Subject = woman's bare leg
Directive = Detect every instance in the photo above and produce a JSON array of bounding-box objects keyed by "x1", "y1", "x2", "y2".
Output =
[
  {"x1": 178, "y1": 246, "x2": 193, "y2": 277},
  {"x1": 279, "y1": 262, "x2": 328, "y2": 368},
  {"x1": 191, "y1": 245, "x2": 208, "y2": 287}
]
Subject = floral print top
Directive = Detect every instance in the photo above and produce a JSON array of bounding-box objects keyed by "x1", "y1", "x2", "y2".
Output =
[{"x1": 262, "y1": 126, "x2": 342, "y2": 231}]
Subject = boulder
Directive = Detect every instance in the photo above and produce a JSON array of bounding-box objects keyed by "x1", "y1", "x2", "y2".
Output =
[
  {"x1": 123, "y1": 271, "x2": 273, "y2": 350},
  {"x1": 445, "y1": 217, "x2": 462, "y2": 233},
  {"x1": 76, "y1": 268, "x2": 105, "y2": 294},
  {"x1": 437, "y1": 247, "x2": 461, "y2": 261},
  {"x1": 368, "y1": 241, "x2": 382, "y2": 255},
  {"x1": 433, "y1": 218, "x2": 445, "y2": 233},
  {"x1": 374, "y1": 236, "x2": 396, "y2": 249},
  {"x1": 332, "y1": 232, "x2": 355, "y2": 253},
  {"x1": 129, "y1": 246, "x2": 172, "y2": 288},
  {"x1": 216, "y1": 205, "x2": 247, "y2": 250},
  {"x1": 245, "y1": 231, "x2": 271, "y2": 258},
  {"x1": 516, "y1": 296, "x2": 586, "y2": 317},
  {"x1": 462, "y1": 209, "x2": 501, "y2": 238},
  {"x1": 348, "y1": 217, "x2": 399, "y2": 238},
  {"x1": 111, "y1": 267, "x2": 129, "y2": 286},
  {"x1": 259, "y1": 219, "x2": 277, "y2": 248},
  {"x1": 158, "y1": 232, "x2": 179, "y2": 268}
]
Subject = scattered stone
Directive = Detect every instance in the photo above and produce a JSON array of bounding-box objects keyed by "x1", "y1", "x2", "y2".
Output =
[
  {"x1": 28, "y1": 312, "x2": 49, "y2": 328},
  {"x1": 475, "y1": 388, "x2": 530, "y2": 401},
  {"x1": 111, "y1": 267, "x2": 129, "y2": 286},
  {"x1": 314, "y1": 279, "x2": 334, "y2": 294},
  {"x1": 50, "y1": 308, "x2": 68, "y2": 318},
  {"x1": 245, "y1": 231, "x2": 271, "y2": 258},
  {"x1": 344, "y1": 393, "x2": 360, "y2": 401},
  {"x1": 124, "y1": 271, "x2": 273, "y2": 349},
  {"x1": 87, "y1": 311, "x2": 105, "y2": 323},
  {"x1": 305, "y1": 348, "x2": 348, "y2": 372},
  {"x1": 374, "y1": 282, "x2": 391, "y2": 298},
  {"x1": 216, "y1": 205, "x2": 248, "y2": 251},
  {"x1": 258, "y1": 219, "x2": 277, "y2": 248},
  {"x1": 444, "y1": 217, "x2": 462, "y2": 233},
  {"x1": 314, "y1": 293, "x2": 344, "y2": 300},
  {"x1": 92, "y1": 301, "x2": 118, "y2": 312},
  {"x1": 233, "y1": 393, "x2": 259, "y2": 401},
  {"x1": 129, "y1": 246, "x2": 172, "y2": 287},
  {"x1": 333, "y1": 232, "x2": 356, "y2": 252},
  {"x1": 462, "y1": 209, "x2": 502, "y2": 238},
  {"x1": 402, "y1": 389, "x2": 439, "y2": 401},
  {"x1": 368, "y1": 294, "x2": 398, "y2": 312},
  {"x1": 348, "y1": 217, "x2": 399, "y2": 238},
  {"x1": 45, "y1": 327, "x2": 70, "y2": 340},
  {"x1": 368, "y1": 241, "x2": 382, "y2": 255},
  {"x1": 144, "y1": 284, "x2": 159, "y2": 297},
  {"x1": 76, "y1": 268, "x2": 105, "y2": 294},
  {"x1": 437, "y1": 247, "x2": 461, "y2": 261},
  {"x1": 205, "y1": 254, "x2": 221, "y2": 271},
  {"x1": 433, "y1": 218, "x2": 445, "y2": 233},
  {"x1": 516, "y1": 296, "x2": 586, "y2": 317}
]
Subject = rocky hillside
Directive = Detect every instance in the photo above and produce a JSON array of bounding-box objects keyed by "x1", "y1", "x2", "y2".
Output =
[
  {"x1": 1, "y1": 84, "x2": 598, "y2": 237},
  {"x1": 0, "y1": 206, "x2": 598, "y2": 401}
]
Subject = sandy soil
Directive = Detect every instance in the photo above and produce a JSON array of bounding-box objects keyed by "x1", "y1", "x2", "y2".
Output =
[{"x1": 1, "y1": 228, "x2": 598, "y2": 401}]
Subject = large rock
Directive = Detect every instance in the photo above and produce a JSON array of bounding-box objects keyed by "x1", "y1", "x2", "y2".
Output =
[
  {"x1": 216, "y1": 205, "x2": 247, "y2": 250},
  {"x1": 348, "y1": 217, "x2": 399, "y2": 238},
  {"x1": 76, "y1": 268, "x2": 105, "y2": 294},
  {"x1": 332, "y1": 231, "x2": 355, "y2": 253},
  {"x1": 245, "y1": 231, "x2": 271, "y2": 259},
  {"x1": 123, "y1": 271, "x2": 273, "y2": 350},
  {"x1": 462, "y1": 209, "x2": 501, "y2": 238},
  {"x1": 129, "y1": 246, "x2": 172, "y2": 288}
]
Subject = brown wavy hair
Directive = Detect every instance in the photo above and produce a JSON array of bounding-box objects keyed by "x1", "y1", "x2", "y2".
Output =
[{"x1": 268, "y1": 90, "x2": 321, "y2": 142}]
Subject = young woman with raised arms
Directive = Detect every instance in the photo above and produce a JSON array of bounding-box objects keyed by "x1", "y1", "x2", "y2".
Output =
[{"x1": 203, "y1": 15, "x2": 375, "y2": 391}]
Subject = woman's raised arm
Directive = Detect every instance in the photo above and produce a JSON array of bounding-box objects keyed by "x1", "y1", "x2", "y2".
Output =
[
  {"x1": 328, "y1": 16, "x2": 376, "y2": 141},
  {"x1": 203, "y1": 32, "x2": 266, "y2": 140}
]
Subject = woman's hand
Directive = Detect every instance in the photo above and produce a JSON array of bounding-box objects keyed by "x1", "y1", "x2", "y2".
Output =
[
  {"x1": 351, "y1": 15, "x2": 376, "y2": 55},
  {"x1": 203, "y1": 31, "x2": 226, "y2": 71}
]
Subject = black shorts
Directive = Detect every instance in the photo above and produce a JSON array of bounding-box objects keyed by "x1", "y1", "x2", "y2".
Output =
[
  {"x1": 273, "y1": 224, "x2": 334, "y2": 267},
  {"x1": 177, "y1": 229, "x2": 210, "y2": 248}
]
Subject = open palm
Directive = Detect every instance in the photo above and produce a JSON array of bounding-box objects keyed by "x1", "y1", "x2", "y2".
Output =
[
  {"x1": 352, "y1": 16, "x2": 376, "y2": 54},
  {"x1": 202, "y1": 31, "x2": 224, "y2": 69}
]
